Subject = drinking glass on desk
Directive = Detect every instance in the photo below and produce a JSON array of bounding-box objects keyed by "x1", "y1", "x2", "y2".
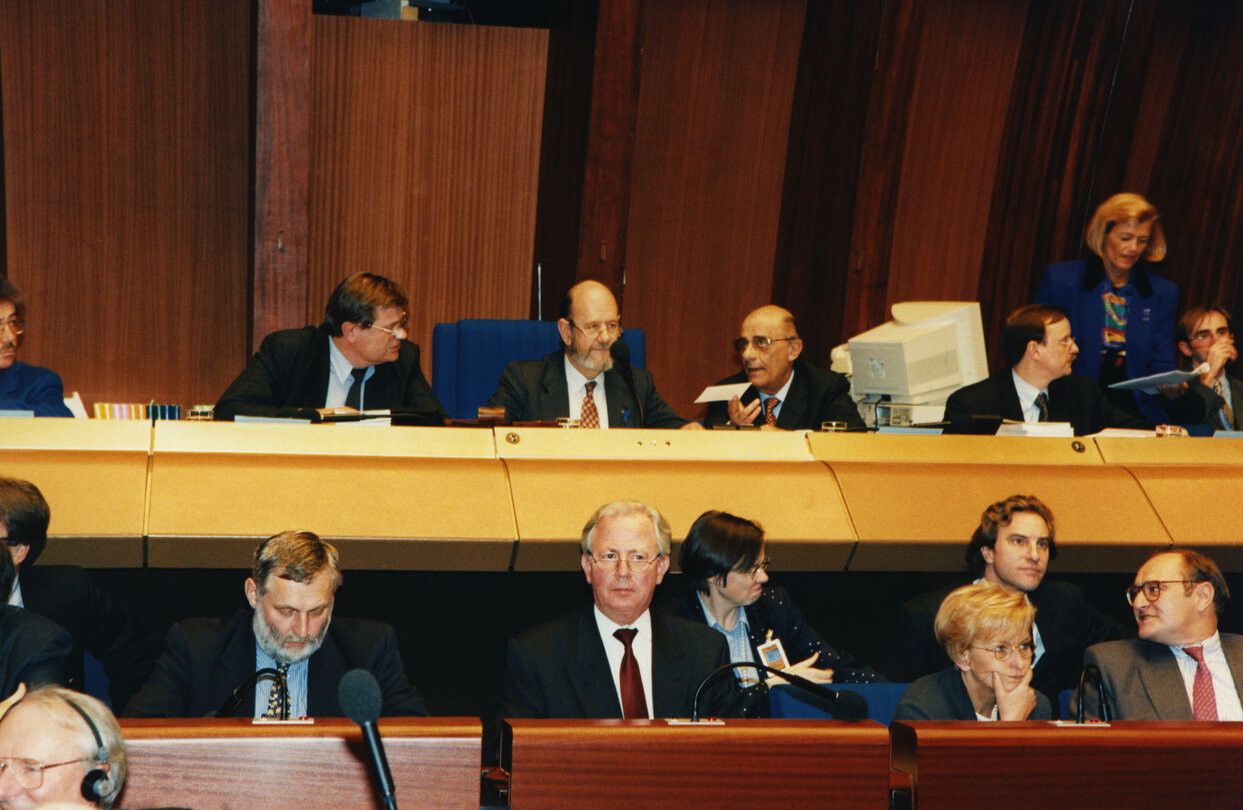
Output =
[
  {"x1": 188, "y1": 404, "x2": 215, "y2": 422},
  {"x1": 820, "y1": 421, "x2": 847, "y2": 432},
  {"x1": 556, "y1": 417, "x2": 581, "y2": 429}
]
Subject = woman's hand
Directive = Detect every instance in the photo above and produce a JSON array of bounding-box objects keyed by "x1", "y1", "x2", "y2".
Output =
[{"x1": 992, "y1": 668, "x2": 1037, "y2": 721}]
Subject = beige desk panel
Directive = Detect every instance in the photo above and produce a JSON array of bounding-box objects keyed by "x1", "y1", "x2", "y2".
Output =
[
  {"x1": 506, "y1": 459, "x2": 853, "y2": 571},
  {"x1": 0, "y1": 419, "x2": 150, "y2": 566},
  {"x1": 1122, "y1": 464, "x2": 1243, "y2": 568},
  {"x1": 495, "y1": 426, "x2": 813, "y2": 460},
  {"x1": 155, "y1": 420, "x2": 497, "y2": 457},
  {"x1": 147, "y1": 453, "x2": 515, "y2": 570},
  {"x1": 833, "y1": 462, "x2": 1169, "y2": 572},
  {"x1": 1095, "y1": 436, "x2": 1243, "y2": 465},
  {"x1": 808, "y1": 432, "x2": 1103, "y2": 465}
]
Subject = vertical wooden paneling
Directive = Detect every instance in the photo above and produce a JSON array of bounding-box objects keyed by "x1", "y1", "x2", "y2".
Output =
[
  {"x1": 0, "y1": 0, "x2": 251, "y2": 407},
  {"x1": 624, "y1": 0, "x2": 806, "y2": 417},
  {"x1": 309, "y1": 19, "x2": 547, "y2": 374}
]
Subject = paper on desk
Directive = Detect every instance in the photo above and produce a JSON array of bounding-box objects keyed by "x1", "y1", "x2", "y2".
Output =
[
  {"x1": 1108, "y1": 363, "x2": 1209, "y2": 394},
  {"x1": 995, "y1": 421, "x2": 1074, "y2": 437},
  {"x1": 695, "y1": 382, "x2": 751, "y2": 404}
]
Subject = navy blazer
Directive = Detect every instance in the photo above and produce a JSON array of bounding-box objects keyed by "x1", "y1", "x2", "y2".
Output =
[
  {"x1": 895, "y1": 666, "x2": 1052, "y2": 721},
  {"x1": 486, "y1": 350, "x2": 687, "y2": 428},
  {"x1": 703, "y1": 358, "x2": 865, "y2": 430},
  {"x1": 1165, "y1": 374, "x2": 1243, "y2": 431},
  {"x1": 1036, "y1": 257, "x2": 1179, "y2": 422},
  {"x1": 214, "y1": 324, "x2": 447, "y2": 421},
  {"x1": 943, "y1": 370, "x2": 1149, "y2": 435},
  {"x1": 0, "y1": 361, "x2": 72, "y2": 417},
  {"x1": 1080, "y1": 634, "x2": 1243, "y2": 720},
  {"x1": 0, "y1": 605, "x2": 71, "y2": 696},
  {"x1": 123, "y1": 610, "x2": 426, "y2": 718}
]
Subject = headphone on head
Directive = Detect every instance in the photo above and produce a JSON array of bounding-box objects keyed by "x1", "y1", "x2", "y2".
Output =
[{"x1": 60, "y1": 696, "x2": 111, "y2": 806}]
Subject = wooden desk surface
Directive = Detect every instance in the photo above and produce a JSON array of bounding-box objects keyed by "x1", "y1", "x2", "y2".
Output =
[
  {"x1": 890, "y1": 720, "x2": 1243, "y2": 809},
  {"x1": 503, "y1": 718, "x2": 890, "y2": 809},
  {"x1": 118, "y1": 717, "x2": 481, "y2": 810}
]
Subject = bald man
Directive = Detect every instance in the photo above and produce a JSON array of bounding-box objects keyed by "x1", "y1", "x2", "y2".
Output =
[
  {"x1": 486, "y1": 280, "x2": 698, "y2": 428},
  {"x1": 705, "y1": 306, "x2": 864, "y2": 430}
]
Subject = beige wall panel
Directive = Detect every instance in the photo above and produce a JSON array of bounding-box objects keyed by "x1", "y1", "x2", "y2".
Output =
[
  {"x1": 835, "y1": 462, "x2": 1169, "y2": 572},
  {"x1": 809, "y1": 433, "x2": 1104, "y2": 465},
  {"x1": 495, "y1": 426, "x2": 812, "y2": 461},
  {"x1": 1094, "y1": 437, "x2": 1243, "y2": 466},
  {"x1": 506, "y1": 458, "x2": 852, "y2": 572},
  {"x1": 1119, "y1": 464, "x2": 1243, "y2": 569}
]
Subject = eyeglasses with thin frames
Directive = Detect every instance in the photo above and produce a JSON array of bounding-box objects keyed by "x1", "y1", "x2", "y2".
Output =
[
  {"x1": 1126, "y1": 579, "x2": 1202, "y2": 606},
  {"x1": 0, "y1": 757, "x2": 89, "y2": 790},
  {"x1": 970, "y1": 642, "x2": 1036, "y2": 662},
  {"x1": 732, "y1": 336, "x2": 796, "y2": 353},
  {"x1": 0, "y1": 318, "x2": 23, "y2": 337},
  {"x1": 738, "y1": 557, "x2": 771, "y2": 579},
  {"x1": 589, "y1": 552, "x2": 660, "y2": 572},
  {"x1": 569, "y1": 320, "x2": 622, "y2": 340}
]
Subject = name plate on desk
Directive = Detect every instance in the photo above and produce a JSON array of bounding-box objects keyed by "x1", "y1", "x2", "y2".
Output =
[{"x1": 494, "y1": 426, "x2": 813, "y2": 461}]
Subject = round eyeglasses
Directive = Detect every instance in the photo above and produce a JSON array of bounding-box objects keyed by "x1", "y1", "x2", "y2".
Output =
[
  {"x1": 732, "y1": 336, "x2": 796, "y2": 353},
  {"x1": 589, "y1": 552, "x2": 660, "y2": 572},
  {"x1": 970, "y1": 642, "x2": 1036, "y2": 662},
  {"x1": 1126, "y1": 579, "x2": 1202, "y2": 606}
]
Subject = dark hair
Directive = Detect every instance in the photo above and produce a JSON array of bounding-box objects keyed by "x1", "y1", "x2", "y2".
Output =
[
  {"x1": 1176, "y1": 305, "x2": 1233, "y2": 367},
  {"x1": 965, "y1": 494, "x2": 1057, "y2": 577},
  {"x1": 0, "y1": 277, "x2": 23, "y2": 319},
  {"x1": 252, "y1": 530, "x2": 342, "y2": 593},
  {"x1": 0, "y1": 477, "x2": 49, "y2": 566},
  {"x1": 678, "y1": 511, "x2": 765, "y2": 595},
  {"x1": 322, "y1": 273, "x2": 408, "y2": 337},
  {"x1": 1159, "y1": 548, "x2": 1230, "y2": 617},
  {"x1": 1001, "y1": 305, "x2": 1068, "y2": 367}
]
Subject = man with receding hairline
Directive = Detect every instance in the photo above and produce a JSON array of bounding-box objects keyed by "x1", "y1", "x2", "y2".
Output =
[
  {"x1": 0, "y1": 278, "x2": 72, "y2": 417},
  {"x1": 704, "y1": 305, "x2": 864, "y2": 430}
]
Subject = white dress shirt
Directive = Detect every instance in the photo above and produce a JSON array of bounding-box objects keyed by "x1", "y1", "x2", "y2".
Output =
[
  {"x1": 593, "y1": 606, "x2": 654, "y2": 717},
  {"x1": 1169, "y1": 631, "x2": 1243, "y2": 721},
  {"x1": 565, "y1": 355, "x2": 610, "y2": 428}
]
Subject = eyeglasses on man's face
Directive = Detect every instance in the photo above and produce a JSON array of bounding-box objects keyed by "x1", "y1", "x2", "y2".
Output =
[
  {"x1": 736, "y1": 557, "x2": 771, "y2": 579},
  {"x1": 732, "y1": 336, "x2": 796, "y2": 353},
  {"x1": 589, "y1": 551, "x2": 660, "y2": 571},
  {"x1": 1126, "y1": 579, "x2": 1202, "y2": 606},
  {"x1": 569, "y1": 320, "x2": 622, "y2": 340},
  {"x1": 0, "y1": 756, "x2": 88, "y2": 790},
  {"x1": 0, "y1": 318, "x2": 23, "y2": 337},
  {"x1": 971, "y1": 641, "x2": 1036, "y2": 662}
]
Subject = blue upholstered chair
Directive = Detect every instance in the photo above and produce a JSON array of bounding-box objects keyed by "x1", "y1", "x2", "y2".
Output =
[
  {"x1": 769, "y1": 681, "x2": 911, "y2": 725},
  {"x1": 431, "y1": 319, "x2": 646, "y2": 420}
]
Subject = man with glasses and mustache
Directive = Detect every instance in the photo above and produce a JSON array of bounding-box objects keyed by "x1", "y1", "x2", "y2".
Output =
[
  {"x1": 704, "y1": 305, "x2": 864, "y2": 430},
  {"x1": 0, "y1": 279, "x2": 72, "y2": 417},
  {"x1": 215, "y1": 273, "x2": 447, "y2": 422},
  {"x1": 124, "y1": 531, "x2": 425, "y2": 718},
  {"x1": 498, "y1": 501, "x2": 738, "y2": 720},
  {"x1": 944, "y1": 304, "x2": 1150, "y2": 435},
  {"x1": 486, "y1": 280, "x2": 697, "y2": 428},
  {"x1": 1080, "y1": 549, "x2": 1243, "y2": 720}
]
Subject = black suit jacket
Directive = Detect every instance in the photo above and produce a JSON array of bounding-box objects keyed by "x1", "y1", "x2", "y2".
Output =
[
  {"x1": 664, "y1": 586, "x2": 882, "y2": 716},
  {"x1": 894, "y1": 666, "x2": 1052, "y2": 721},
  {"x1": 498, "y1": 607, "x2": 740, "y2": 720},
  {"x1": 486, "y1": 350, "x2": 687, "y2": 428},
  {"x1": 214, "y1": 325, "x2": 447, "y2": 421},
  {"x1": 0, "y1": 605, "x2": 71, "y2": 696},
  {"x1": 886, "y1": 580, "x2": 1131, "y2": 715},
  {"x1": 1165, "y1": 374, "x2": 1243, "y2": 431},
  {"x1": 1080, "y1": 634, "x2": 1243, "y2": 720},
  {"x1": 19, "y1": 566, "x2": 154, "y2": 709},
  {"x1": 943, "y1": 370, "x2": 1149, "y2": 436},
  {"x1": 123, "y1": 610, "x2": 426, "y2": 718},
  {"x1": 703, "y1": 359, "x2": 865, "y2": 430}
]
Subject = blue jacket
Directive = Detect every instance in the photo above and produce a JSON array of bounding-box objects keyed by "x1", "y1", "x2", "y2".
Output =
[{"x1": 0, "y1": 361, "x2": 72, "y2": 417}]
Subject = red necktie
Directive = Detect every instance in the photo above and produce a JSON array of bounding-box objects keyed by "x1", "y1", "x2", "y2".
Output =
[
  {"x1": 764, "y1": 397, "x2": 780, "y2": 427},
  {"x1": 1184, "y1": 645, "x2": 1219, "y2": 720},
  {"x1": 581, "y1": 381, "x2": 600, "y2": 428},
  {"x1": 613, "y1": 628, "x2": 648, "y2": 718}
]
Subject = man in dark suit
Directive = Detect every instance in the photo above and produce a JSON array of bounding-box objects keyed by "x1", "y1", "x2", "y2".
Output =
[
  {"x1": 943, "y1": 304, "x2": 1149, "y2": 435},
  {"x1": 485, "y1": 280, "x2": 697, "y2": 429},
  {"x1": 0, "y1": 477, "x2": 150, "y2": 708},
  {"x1": 215, "y1": 273, "x2": 447, "y2": 422},
  {"x1": 1083, "y1": 549, "x2": 1243, "y2": 720},
  {"x1": 0, "y1": 542, "x2": 70, "y2": 700},
  {"x1": 886, "y1": 494, "x2": 1129, "y2": 715},
  {"x1": 499, "y1": 501, "x2": 738, "y2": 721},
  {"x1": 704, "y1": 305, "x2": 864, "y2": 430},
  {"x1": 1165, "y1": 304, "x2": 1243, "y2": 431},
  {"x1": 124, "y1": 531, "x2": 424, "y2": 718}
]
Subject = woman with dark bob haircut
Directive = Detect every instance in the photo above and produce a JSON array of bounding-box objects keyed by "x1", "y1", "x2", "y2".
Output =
[{"x1": 667, "y1": 510, "x2": 881, "y2": 716}]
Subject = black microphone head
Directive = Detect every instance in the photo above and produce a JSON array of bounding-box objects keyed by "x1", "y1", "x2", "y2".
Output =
[
  {"x1": 339, "y1": 668, "x2": 383, "y2": 725},
  {"x1": 609, "y1": 340, "x2": 630, "y2": 364},
  {"x1": 830, "y1": 689, "x2": 869, "y2": 721}
]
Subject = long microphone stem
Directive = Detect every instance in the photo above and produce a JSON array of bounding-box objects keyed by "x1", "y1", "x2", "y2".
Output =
[
  {"x1": 691, "y1": 661, "x2": 867, "y2": 722},
  {"x1": 214, "y1": 668, "x2": 286, "y2": 719}
]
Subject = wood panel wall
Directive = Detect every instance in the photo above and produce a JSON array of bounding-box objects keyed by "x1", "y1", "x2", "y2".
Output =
[
  {"x1": 0, "y1": 0, "x2": 252, "y2": 407},
  {"x1": 307, "y1": 18, "x2": 547, "y2": 372}
]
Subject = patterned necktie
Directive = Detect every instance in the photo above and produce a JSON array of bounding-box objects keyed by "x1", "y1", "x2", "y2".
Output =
[
  {"x1": 1034, "y1": 391, "x2": 1049, "y2": 422},
  {"x1": 613, "y1": 628, "x2": 648, "y2": 719},
  {"x1": 764, "y1": 397, "x2": 780, "y2": 427},
  {"x1": 1214, "y1": 379, "x2": 1234, "y2": 430},
  {"x1": 345, "y1": 367, "x2": 367, "y2": 410},
  {"x1": 581, "y1": 380, "x2": 600, "y2": 428},
  {"x1": 1183, "y1": 645, "x2": 1218, "y2": 721},
  {"x1": 263, "y1": 662, "x2": 291, "y2": 719}
]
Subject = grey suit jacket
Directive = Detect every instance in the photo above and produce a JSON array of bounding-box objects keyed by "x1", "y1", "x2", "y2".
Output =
[{"x1": 1081, "y1": 634, "x2": 1243, "y2": 720}]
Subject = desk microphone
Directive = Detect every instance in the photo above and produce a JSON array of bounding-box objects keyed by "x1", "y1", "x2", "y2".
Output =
[
  {"x1": 691, "y1": 662, "x2": 868, "y2": 721},
  {"x1": 610, "y1": 341, "x2": 643, "y2": 428},
  {"x1": 1076, "y1": 663, "x2": 1111, "y2": 723},
  {"x1": 214, "y1": 667, "x2": 288, "y2": 719},
  {"x1": 340, "y1": 669, "x2": 398, "y2": 810}
]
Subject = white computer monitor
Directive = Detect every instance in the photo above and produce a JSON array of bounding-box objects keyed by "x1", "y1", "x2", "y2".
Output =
[{"x1": 846, "y1": 301, "x2": 988, "y2": 405}]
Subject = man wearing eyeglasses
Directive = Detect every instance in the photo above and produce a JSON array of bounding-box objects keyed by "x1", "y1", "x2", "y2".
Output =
[
  {"x1": 1164, "y1": 305, "x2": 1241, "y2": 431},
  {"x1": 486, "y1": 280, "x2": 697, "y2": 428},
  {"x1": 704, "y1": 305, "x2": 864, "y2": 430},
  {"x1": 1081, "y1": 549, "x2": 1243, "y2": 720},
  {"x1": 214, "y1": 273, "x2": 447, "y2": 422},
  {"x1": 0, "y1": 279, "x2": 72, "y2": 417},
  {"x1": 498, "y1": 501, "x2": 739, "y2": 721},
  {"x1": 943, "y1": 304, "x2": 1150, "y2": 435}
]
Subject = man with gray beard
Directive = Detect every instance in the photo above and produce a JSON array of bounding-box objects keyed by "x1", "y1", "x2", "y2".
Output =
[{"x1": 123, "y1": 531, "x2": 424, "y2": 718}]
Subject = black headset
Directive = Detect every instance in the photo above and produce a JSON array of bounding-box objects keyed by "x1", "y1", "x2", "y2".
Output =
[{"x1": 60, "y1": 696, "x2": 111, "y2": 806}]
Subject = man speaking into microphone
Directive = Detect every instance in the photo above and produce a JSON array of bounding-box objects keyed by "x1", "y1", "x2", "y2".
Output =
[
  {"x1": 124, "y1": 531, "x2": 425, "y2": 719},
  {"x1": 486, "y1": 280, "x2": 700, "y2": 428}
]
